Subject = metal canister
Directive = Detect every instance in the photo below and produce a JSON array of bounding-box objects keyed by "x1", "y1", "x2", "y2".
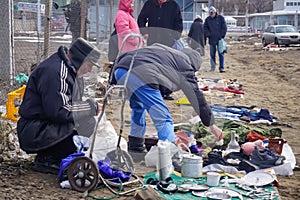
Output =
[{"x1": 181, "y1": 154, "x2": 203, "y2": 178}]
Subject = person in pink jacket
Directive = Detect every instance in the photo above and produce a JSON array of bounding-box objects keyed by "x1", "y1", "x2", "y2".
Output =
[{"x1": 115, "y1": 0, "x2": 143, "y2": 53}]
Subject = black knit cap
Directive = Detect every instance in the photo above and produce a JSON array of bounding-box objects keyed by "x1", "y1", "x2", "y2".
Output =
[
  {"x1": 69, "y1": 37, "x2": 101, "y2": 70},
  {"x1": 181, "y1": 47, "x2": 202, "y2": 72}
]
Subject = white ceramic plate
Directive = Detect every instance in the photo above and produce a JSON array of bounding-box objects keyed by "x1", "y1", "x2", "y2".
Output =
[
  {"x1": 243, "y1": 171, "x2": 276, "y2": 186},
  {"x1": 180, "y1": 184, "x2": 209, "y2": 191},
  {"x1": 192, "y1": 191, "x2": 207, "y2": 197},
  {"x1": 208, "y1": 187, "x2": 241, "y2": 198}
]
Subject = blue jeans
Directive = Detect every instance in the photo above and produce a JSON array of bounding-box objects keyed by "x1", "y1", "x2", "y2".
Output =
[
  {"x1": 210, "y1": 44, "x2": 224, "y2": 71},
  {"x1": 114, "y1": 68, "x2": 175, "y2": 142}
]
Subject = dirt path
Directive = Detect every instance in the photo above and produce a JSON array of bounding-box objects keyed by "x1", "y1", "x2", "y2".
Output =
[{"x1": 0, "y1": 37, "x2": 299, "y2": 199}]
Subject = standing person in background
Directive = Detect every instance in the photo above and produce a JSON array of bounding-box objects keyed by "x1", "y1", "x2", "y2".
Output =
[
  {"x1": 64, "y1": 0, "x2": 88, "y2": 42},
  {"x1": 115, "y1": 0, "x2": 144, "y2": 54},
  {"x1": 204, "y1": 6, "x2": 227, "y2": 73},
  {"x1": 187, "y1": 15, "x2": 205, "y2": 56},
  {"x1": 137, "y1": 0, "x2": 183, "y2": 100}
]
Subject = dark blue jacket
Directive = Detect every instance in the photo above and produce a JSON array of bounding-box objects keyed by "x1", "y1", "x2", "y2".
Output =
[
  {"x1": 17, "y1": 46, "x2": 98, "y2": 153},
  {"x1": 138, "y1": 0, "x2": 183, "y2": 47},
  {"x1": 204, "y1": 14, "x2": 227, "y2": 45}
]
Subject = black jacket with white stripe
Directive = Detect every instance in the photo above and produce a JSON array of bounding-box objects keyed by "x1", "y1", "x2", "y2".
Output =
[{"x1": 17, "y1": 46, "x2": 97, "y2": 153}]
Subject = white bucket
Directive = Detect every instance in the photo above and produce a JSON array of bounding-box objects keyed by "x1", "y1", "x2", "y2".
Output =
[
  {"x1": 206, "y1": 172, "x2": 221, "y2": 186},
  {"x1": 181, "y1": 154, "x2": 203, "y2": 178}
]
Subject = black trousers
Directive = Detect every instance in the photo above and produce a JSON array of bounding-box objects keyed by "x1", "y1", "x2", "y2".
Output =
[{"x1": 38, "y1": 132, "x2": 77, "y2": 160}]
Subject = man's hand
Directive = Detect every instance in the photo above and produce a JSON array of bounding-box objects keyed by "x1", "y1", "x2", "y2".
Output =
[{"x1": 209, "y1": 124, "x2": 223, "y2": 141}]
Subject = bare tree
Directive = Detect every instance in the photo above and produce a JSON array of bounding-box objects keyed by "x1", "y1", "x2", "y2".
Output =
[
  {"x1": 249, "y1": 0, "x2": 273, "y2": 13},
  {"x1": 214, "y1": 0, "x2": 273, "y2": 15}
]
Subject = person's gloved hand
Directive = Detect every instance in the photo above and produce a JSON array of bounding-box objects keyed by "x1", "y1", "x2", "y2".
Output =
[{"x1": 209, "y1": 124, "x2": 223, "y2": 141}]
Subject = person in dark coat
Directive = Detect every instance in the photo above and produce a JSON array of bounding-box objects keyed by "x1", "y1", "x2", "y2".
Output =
[
  {"x1": 17, "y1": 38, "x2": 101, "y2": 174},
  {"x1": 187, "y1": 15, "x2": 205, "y2": 56},
  {"x1": 137, "y1": 0, "x2": 183, "y2": 100},
  {"x1": 204, "y1": 6, "x2": 227, "y2": 73},
  {"x1": 110, "y1": 44, "x2": 223, "y2": 153},
  {"x1": 137, "y1": 0, "x2": 183, "y2": 47}
]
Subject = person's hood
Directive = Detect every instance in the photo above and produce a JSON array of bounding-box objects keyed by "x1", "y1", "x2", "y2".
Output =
[
  {"x1": 180, "y1": 48, "x2": 202, "y2": 72},
  {"x1": 194, "y1": 18, "x2": 203, "y2": 23},
  {"x1": 119, "y1": 0, "x2": 133, "y2": 14}
]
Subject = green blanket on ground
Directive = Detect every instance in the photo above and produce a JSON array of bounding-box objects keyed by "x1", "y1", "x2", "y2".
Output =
[{"x1": 144, "y1": 172, "x2": 279, "y2": 200}]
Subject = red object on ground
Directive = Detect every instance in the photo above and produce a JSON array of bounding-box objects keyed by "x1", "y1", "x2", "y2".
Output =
[{"x1": 200, "y1": 86, "x2": 245, "y2": 94}]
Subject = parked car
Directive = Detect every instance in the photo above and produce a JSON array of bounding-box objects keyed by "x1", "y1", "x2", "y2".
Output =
[{"x1": 262, "y1": 25, "x2": 300, "y2": 47}]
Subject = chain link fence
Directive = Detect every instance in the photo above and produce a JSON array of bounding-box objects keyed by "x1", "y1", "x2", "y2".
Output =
[{"x1": 13, "y1": 1, "x2": 70, "y2": 77}]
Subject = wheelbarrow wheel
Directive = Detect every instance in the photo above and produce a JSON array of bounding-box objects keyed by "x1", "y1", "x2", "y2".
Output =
[{"x1": 67, "y1": 156, "x2": 99, "y2": 192}]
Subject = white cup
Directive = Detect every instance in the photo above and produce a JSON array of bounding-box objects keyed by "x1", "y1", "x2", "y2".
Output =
[{"x1": 206, "y1": 172, "x2": 221, "y2": 187}]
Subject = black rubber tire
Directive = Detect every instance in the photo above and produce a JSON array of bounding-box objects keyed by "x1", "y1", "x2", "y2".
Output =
[
  {"x1": 262, "y1": 38, "x2": 267, "y2": 47},
  {"x1": 67, "y1": 157, "x2": 99, "y2": 192},
  {"x1": 275, "y1": 38, "x2": 280, "y2": 47}
]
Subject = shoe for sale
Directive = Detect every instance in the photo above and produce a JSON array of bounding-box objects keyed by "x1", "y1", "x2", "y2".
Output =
[
  {"x1": 249, "y1": 147, "x2": 285, "y2": 168},
  {"x1": 32, "y1": 154, "x2": 60, "y2": 174},
  {"x1": 238, "y1": 160, "x2": 259, "y2": 173}
]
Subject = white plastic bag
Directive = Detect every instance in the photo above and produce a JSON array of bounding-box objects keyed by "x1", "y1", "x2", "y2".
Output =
[
  {"x1": 281, "y1": 143, "x2": 296, "y2": 169},
  {"x1": 90, "y1": 114, "x2": 128, "y2": 163},
  {"x1": 145, "y1": 145, "x2": 158, "y2": 167}
]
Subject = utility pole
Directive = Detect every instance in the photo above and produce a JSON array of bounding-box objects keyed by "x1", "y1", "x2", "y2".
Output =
[
  {"x1": 80, "y1": 0, "x2": 86, "y2": 38},
  {"x1": 1, "y1": 0, "x2": 14, "y2": 83},
  {"x1": 245, "y1": 0, "x2": 249, "y2": 35},
  {"x1": 44, "y1": 0, "x2": 51, "y2": 59},
  {"x1": 96, "y1": 0, "x2": 100, "y2": 45},
  {"x1": 110, "y1": 0, "x2": 113, "y2": 34}
]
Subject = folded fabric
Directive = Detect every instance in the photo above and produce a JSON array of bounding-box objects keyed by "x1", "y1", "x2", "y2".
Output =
[{"x1": 97, "y1": 157, "x2": 132, "y2": 183}]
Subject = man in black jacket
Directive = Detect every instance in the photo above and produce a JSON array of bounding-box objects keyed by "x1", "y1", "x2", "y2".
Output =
[
  {"x1": 138, "y1": 0, "x2": 183, "y2": 47},
  {"x1": 17, "y1": 38, "x2": 101, "y2": 174},
  {"x1": 138, "y1": 0, "x2": 183, "y2": 100},
  {"x1": 111, "y1": 44, "x2": 223, "y2": 153}
]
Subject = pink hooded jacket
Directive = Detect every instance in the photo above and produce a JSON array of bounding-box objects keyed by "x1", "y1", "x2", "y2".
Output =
[{"x1": 115, "y1": 0, "x2": 142, "y2": 53}]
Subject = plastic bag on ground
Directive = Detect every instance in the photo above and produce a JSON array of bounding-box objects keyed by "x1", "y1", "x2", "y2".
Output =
[{"x1": 90, "y1": 114, "x2": 128, "y2": 163}]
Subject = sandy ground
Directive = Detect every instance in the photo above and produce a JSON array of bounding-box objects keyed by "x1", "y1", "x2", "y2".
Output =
[{"x1": 0, "y1": 35, "x2": 299, "y2": 199}]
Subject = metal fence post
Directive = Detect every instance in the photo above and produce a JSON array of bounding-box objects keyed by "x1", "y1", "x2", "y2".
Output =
[
  {"x1": 0, "y1": 0, "x2": 14, "y2": 84},
  {"x1": 44, "y1": 0, "x2": 51, "y2": 59}
]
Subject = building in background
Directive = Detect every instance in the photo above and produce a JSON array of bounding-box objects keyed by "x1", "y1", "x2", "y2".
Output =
[{"x1": 248, "y1": 0, "x2": 300, "y2": 31}]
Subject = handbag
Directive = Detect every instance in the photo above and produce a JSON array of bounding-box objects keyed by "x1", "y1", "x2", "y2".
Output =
[{"x1": 218, "y1": 38, "x2": 228, "y2": 54}]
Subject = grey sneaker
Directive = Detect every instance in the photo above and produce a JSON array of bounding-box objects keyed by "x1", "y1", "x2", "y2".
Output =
[{"x1": 249, "y1": 147, "x2": 285, "y2": 168}]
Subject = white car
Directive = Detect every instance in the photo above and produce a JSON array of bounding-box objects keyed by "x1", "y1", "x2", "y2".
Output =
[{"x1": 262, "y1": 25, "x2": 300, "y2": 47}]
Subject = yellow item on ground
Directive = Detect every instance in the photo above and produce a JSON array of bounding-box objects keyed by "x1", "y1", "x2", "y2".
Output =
[
  {"x1": 1, "y1": 85, "x2": 26, "y2": 122},
  {"x1": 176, "y1": 96, "x2": 190, "y2": 105}
]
